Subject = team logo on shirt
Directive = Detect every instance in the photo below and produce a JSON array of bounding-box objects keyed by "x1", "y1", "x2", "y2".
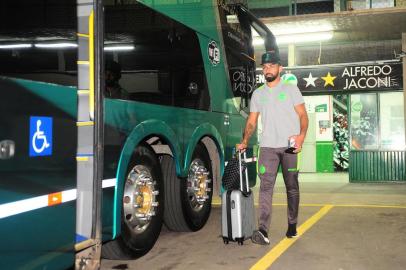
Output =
[{"x1": 278, "y1": 92, "x2": 287, "y2": 101}]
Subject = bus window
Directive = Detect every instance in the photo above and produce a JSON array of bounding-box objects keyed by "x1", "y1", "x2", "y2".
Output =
[
  {"x1": 225, "y1": 47, "x2": 256, "y2": 110},
  {"x1": 218, "y1": 2, "x2": 256, "y2": 113},
  {"x1": 171, "y1": 28, "x2": 210, "y2": 110},
  {"x1": 0, "y1": 0, "x2": 77, "y2": 86},
  {"x1": 103, "y1": 2, "x2": 210, "y2": 111}
]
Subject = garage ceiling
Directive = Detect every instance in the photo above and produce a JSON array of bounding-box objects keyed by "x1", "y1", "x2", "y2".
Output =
[{"x1": 261, "y1": 7, "x2": 406, "y2": 44}]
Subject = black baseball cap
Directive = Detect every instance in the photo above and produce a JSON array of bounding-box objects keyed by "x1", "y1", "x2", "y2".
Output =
[{"x1": 261, "y1": 50, "x2": 280, "y2": 65}]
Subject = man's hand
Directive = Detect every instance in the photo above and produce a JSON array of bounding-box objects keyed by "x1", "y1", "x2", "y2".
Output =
[
  {"x1": 236, "y1": 141, "x2": 248, "y2": 153},
  {"x1": 290, "y1": 134, "x2": 305, "y2": 153}
]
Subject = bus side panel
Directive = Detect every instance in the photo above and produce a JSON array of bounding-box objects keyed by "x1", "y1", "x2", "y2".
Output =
[
  {"x1": 199, "y1": 33, "x2": 242, "y2": 166},
  {"x1": 0, "y1": 77, "x2": 77, "y2": 269},
  {"x1": 0, "y1": 203, "x2": 76, "y2": 270},
  {"x1": 102, "y1": 99, "x2": 185, "y2": 238}
]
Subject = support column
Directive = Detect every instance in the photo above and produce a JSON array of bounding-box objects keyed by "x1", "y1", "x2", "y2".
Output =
[
  {"x1": 335, "y1": 0, "x2": 343, "y2": 12},
  {"x1": 403, "y1": 33, "x2": 406, "y2": 146},
  {"x1": 288, "y1": 44, "x2": 296, "y2": 67}
]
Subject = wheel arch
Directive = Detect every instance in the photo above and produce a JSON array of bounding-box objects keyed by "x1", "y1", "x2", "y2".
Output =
[
  {"x1": 112, "y1": 119, "x2": 182, "y2": 238},
  {"x1": 184, "y1": 123, "x2": 225, "y2": 198}
]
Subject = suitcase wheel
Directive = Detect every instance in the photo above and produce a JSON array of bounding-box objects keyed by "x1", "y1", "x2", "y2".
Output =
[
  {"x1": 223, "y1": 237, "x2": 229, "y2": 244},
  {"x1": 238, "y1": 240, "x2": 243, "y2": 246}
]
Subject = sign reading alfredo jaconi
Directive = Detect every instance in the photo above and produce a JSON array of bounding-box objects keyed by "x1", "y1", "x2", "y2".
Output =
[{"x1": 255, "y1": 61, "x2": 403, "y2": 93}]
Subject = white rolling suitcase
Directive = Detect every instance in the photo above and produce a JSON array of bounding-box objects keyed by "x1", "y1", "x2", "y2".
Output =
[{"x1": 221, "y1": 151, "x2": 255, "y2": 245}]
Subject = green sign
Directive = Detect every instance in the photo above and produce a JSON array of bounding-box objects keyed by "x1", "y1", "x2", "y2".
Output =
[
  {"x1": 352, "y1": 101, "x2": 363, "y2": 112},
  {"x1": 315, "y1": 104, "x2": 327, "y2": 112}
]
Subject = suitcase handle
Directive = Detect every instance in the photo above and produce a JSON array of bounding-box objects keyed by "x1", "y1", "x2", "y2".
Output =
[{"x1": 238, "y1": 151, "x2": 249, "y2": 193}]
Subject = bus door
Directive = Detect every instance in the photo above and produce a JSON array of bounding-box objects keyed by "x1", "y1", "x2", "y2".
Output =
[
  {"x1": 218, "y1": 2, "x2": 257, "y2": 159},
  {"x1": 218, "y1": 2, "x2": 277, "y2": 185},
  {"x1": 75, "y1": 0, "x2": 103, "y2": 268}
]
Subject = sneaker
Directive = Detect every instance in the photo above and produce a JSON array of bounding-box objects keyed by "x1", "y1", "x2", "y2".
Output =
[
  {"x1": 252, "y1": 229, "x2": 270, "y2": 245},
  {"x1": 286, "y1": 223, "x2": 298, "y2": 238}
]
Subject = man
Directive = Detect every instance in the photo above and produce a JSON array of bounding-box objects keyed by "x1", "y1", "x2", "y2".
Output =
[
  {"x1": 105, "y1": 60, "x2": 129, "y2": 99},
  {"x1": 236, "y1": 50, "x2": 308, "y2": 245}
]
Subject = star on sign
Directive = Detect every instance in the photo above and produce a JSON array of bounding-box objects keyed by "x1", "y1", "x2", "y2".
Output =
[
  {"x1": 303, "y1": 73, "x2": 318, "y2": 87},
  {"x1": 321, "y1": 72, "x2": 337, "y2": 87}
]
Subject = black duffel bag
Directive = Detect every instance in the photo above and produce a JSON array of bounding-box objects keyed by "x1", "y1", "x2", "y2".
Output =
[{"x1": 222, "y1": 154, "x2": 247, "y2": 190}]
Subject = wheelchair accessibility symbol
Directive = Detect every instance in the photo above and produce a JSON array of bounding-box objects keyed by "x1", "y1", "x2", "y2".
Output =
[{"x1": 29, "y1": 116, "x2": 53, "y2": 157}]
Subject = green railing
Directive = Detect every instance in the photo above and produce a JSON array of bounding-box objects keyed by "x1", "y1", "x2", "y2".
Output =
[{"x1": 349, "y1": 150, "x2": 406, "y2": 182}]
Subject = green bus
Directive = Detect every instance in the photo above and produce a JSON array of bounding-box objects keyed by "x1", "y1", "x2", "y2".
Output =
[{"x1": 0, "y1": 0, "x2": 276, "y2": 268}]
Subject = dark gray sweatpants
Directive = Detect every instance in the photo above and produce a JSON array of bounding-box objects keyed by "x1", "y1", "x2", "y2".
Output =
[{"x1": 257, "y1": 147, "x2": 300, "y2": 233}]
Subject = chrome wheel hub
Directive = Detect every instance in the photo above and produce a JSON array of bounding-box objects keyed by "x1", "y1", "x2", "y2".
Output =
[
  {"x1": 186, "y1": 159, "x2": 212, "y2": 211},
  {"x1": 123, "y1": 165, "x2": 159, "y2": 234}
]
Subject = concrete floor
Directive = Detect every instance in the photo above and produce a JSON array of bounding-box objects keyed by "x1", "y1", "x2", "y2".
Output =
[{"x1": 101, "y1": 173, "x2": 406, "y2": 270}]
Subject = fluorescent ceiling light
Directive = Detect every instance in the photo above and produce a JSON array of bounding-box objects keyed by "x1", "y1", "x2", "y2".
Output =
[
  {"x1": 104, "y1": 45, "x2": 135, "y2": 51},
  {"x1": 253, "y1": 31, "x2": 333, "y2": 46},
  {"x1": 252, "y1": 22, "x2": 334, "y2": 45},
  {"x1": 268, "y1": 24, "x2": 333, "y2": 36},
  {"x1": 35, "y1": 43, "x2": 77, "y2": 48},
  {"x1": 277, "y1": 31, "x2": 333, "y2": 45},
  {"x1": 0, "y1": 44, "x2": 32, "y2": 49}
]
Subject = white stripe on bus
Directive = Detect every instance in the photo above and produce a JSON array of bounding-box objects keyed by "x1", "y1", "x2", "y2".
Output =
[
  {"x1": 102, "y1": 178, "x2": 117, "y2": 188},
  {"x1": 62, "y1": 189, "x2": 78, "y2": 203},
  {"x1": 0, "y1": 157, "x2": 256, "y2": 220},
  {"x1": 0, "y1": 179, "x2": 117, "y2": 219}
]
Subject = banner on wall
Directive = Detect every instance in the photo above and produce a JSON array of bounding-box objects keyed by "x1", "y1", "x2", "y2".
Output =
[
  {"x1": 256, "y1": 61, "x2": 403, "y2": 93},
  {"x1": 304, "y1": 96, "x2": 333, "y2": 142}
]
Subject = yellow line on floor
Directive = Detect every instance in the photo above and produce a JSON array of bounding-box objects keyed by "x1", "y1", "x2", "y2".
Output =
[
  {"x1": 274, "y1": 203, "x2": 406, "y2": 209},
  {"x1": 212, "y1": 202, "x2": 406, "y2": 209},
  {"x1": 336, "y1": 204, "x2": 406, "y2": 209},
  {"x1": 272, "y1": 203, "x2": 325, "y2": 207},
  {"x1": 250, "y1": 205, "x2": 334, "y2": 270},
  {"x1": 212, "y1": 202, "x2": 325, "y2": 207},
  {"x1": 212, "y1": 202, "x2": 324, "y2": 207}
]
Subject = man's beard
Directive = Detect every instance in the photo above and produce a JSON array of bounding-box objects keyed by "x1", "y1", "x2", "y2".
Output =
[{"x1": 265, "y1": 73, "x2": 278, "y2": 82}]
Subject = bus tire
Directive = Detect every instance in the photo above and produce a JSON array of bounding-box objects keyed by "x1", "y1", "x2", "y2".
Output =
[
  {"x1": 181, "y1": 143, "x2": 213, "y2": 231},
  {"x1": 161, "y1": 155, "x2": 191, "y2": 232},
  {"x1": 102, "y1": 144, "x2": 163, "y2": 259}
]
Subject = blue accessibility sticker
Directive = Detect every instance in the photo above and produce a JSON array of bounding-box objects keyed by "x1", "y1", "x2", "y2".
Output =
[{"x1": 29, "y1": 116, "x2": 53, "y2": 157}]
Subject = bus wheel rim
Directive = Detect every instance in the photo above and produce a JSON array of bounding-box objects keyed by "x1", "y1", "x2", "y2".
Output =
[
  {"x1": 186, "y1": 159, "x2": 211, "y2": 212},
  {"x1": 123, "y1": 165, "x2": 159, "y2": 234}
]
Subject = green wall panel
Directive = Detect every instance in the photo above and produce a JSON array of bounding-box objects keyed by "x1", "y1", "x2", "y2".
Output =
[
  {"x1": 316, "y1": 142, "x2": 334, "y2": 173},
  {"x1": 350, "y1": 151, "x2": 406, "y2": 182}
]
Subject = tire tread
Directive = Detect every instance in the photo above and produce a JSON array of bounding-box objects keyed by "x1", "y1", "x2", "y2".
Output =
[{"x1": 161, "y1": 155, "x2": 190, "y2": 232}]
